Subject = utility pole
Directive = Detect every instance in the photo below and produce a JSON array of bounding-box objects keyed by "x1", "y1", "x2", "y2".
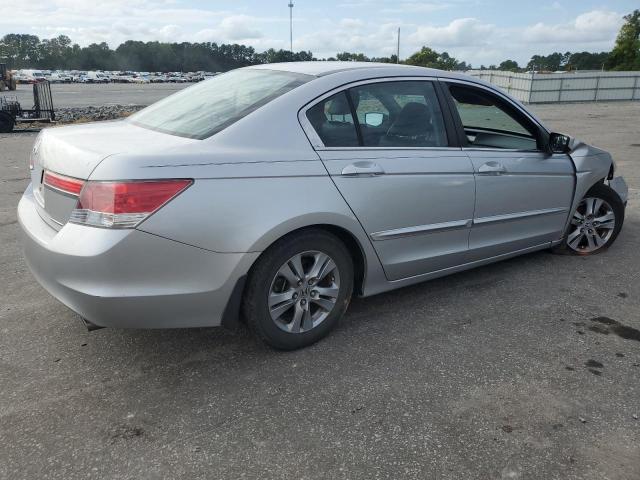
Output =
[
  {"x1": 288, "y1": 2, "x2": 294, "y2": 53},
  {"x1": 396, "y1": 27, "x2": 400, "y2": 63}
]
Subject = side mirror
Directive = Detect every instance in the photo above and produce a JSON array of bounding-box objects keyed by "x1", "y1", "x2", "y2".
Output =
[
  {"x1": 549, "y1": 132, "x2": 571, "y2": 154},
  {"x1": 364, "y1": 112, "x2": 384, "y2": 127}
]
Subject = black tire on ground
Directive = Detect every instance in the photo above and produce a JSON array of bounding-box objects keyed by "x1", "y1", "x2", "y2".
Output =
[
  {"x1": 0, "y1": 111, "x2": 15, "y2": 133},
  {"x1": 242, "y1": 229, "x2": 354, "y2": 350},
  {"x1": 552, "y1": 182, "x2": 625, "y2": 255}
]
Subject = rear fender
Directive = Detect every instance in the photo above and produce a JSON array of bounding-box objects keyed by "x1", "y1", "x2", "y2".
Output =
[{"x1": 137, "y1": 175, "x2": 389, "y2": 297}]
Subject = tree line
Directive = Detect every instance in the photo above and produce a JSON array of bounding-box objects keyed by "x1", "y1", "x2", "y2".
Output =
[
  {"x1": 0, "y1": 34, "x2": 315, "y2": 72},
  {"x1": 1, "y1": 9, "x2": 638, "y2": 73}
]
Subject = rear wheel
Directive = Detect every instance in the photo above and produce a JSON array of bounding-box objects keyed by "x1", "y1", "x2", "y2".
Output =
[
  {"x1": 553, "y1": 183, "x2": 624, "y2": 255},
  {"x1": 0, "y1": 111, "x2": 15, "y2": 133},
  {"x1": 243, "y1": 229, "x2": 353, "y2": 350}
]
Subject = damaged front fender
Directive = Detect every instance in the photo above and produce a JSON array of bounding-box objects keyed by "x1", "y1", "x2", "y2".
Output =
[{"x1": 563, "y1": 138, "x2": 625, "y2": 232}]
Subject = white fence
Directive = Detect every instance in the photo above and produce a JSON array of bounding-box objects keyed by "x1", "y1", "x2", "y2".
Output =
[{"x1": 466, "y1": 70, "x2": 640, "y2": 104}]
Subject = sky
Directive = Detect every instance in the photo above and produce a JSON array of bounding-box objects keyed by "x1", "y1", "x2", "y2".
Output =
[{"x1": 2, "y1": 0, "x2": 637, "y2": 66}]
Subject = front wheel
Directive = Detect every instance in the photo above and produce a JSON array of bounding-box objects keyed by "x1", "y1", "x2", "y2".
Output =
[
  {"x1": 242, "y1": 229, "x2": 354, "y2": 350},
  {"x1": 553, "y1": 183, "x2": 624, "y2": 255}
]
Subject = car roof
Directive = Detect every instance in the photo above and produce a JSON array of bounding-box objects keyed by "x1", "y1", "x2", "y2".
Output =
[
  {"x1": 247, "y1": 61, "x2": 546, "y2": 133},
  {"x1": 249, "y1": 61, "x2": 451, "y2": 78}
]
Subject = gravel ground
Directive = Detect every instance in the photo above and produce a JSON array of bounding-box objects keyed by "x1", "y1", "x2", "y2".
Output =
[
  {"x1": 54, "y1": 105, "x2": 145, "y2": 123},
  {"x1": 0, "y1": 101, "x2": 639, "y2": 480}
]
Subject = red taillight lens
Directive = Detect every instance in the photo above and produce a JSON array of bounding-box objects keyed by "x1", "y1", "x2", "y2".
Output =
[
  {"x1": 43, "y1": 171, "x2": 85, "y2": 196},
  {"x1": 70, "y1": 179, "x2": 192, "y2": 228}
]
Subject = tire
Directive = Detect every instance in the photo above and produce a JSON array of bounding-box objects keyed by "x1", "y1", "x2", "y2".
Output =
[
  {"x1": 0, "y1": 111, "x2": 15, "y2": 133},
  {"x1": 552, "y1": 182, "x2": 624, "y2": 255},
  {"x1": 242, "y1": 229, "x2": 354, "y2": 350}
]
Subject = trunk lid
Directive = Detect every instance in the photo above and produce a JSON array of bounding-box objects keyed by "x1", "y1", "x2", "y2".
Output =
[{"x1": 30, "y1": 120, "x2": 196, "y2": 230}]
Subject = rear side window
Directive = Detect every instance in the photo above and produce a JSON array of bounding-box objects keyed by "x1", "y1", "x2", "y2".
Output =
[
  {"x1": 447, "y1": 84, "x2": 540, "y2": 150},
  {"x1": 306, "y1": 80, "x2": 448, "y2": 148},
  {"x1": 306, "y1": 92, "x2": 359, "y2": 147},
  {"x1": 130, "y1": 69, "x2": 311, "y2": 139}
]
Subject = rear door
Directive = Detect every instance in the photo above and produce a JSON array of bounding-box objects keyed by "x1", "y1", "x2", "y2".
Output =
[
  {"x1": 300, "y1": 79, "x2": 476, "y2": 281},
  {"x1": 442, "y1": 80, "x2": 575, "y2": 260}
]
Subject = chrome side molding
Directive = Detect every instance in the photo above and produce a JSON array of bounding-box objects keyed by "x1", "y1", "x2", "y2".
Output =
[
  {"x1": 371, "y1": 219, "x2": 472, "y2": 241},
  {"x1": 370, "y1": 207, "x2": 568, "y2": 241}
]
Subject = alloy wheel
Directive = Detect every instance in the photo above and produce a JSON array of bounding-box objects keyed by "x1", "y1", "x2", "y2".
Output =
[
  {"x1": 567, "y1": 196, "x2": 616, "y2": 253},
  {"x1": 268, "y1": 250, "x2": 341, "y2": 333}
]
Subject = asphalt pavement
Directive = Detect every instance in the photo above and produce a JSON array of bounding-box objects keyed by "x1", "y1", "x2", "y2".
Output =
[
  {"x1": 0, "y1": 99, "x2": 639, "y2": 480},
  {"x1": 6, "y1": 82, "x2": 188, "y2": 108}
]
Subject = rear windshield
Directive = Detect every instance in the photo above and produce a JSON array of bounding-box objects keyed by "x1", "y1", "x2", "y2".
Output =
[{"x1": 129, "y1": 69, "x2": 311, "y2": 139}]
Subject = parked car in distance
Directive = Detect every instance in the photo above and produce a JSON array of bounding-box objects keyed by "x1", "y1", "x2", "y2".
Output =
[
  {"x1": 81, "y1": 71, "x2": 110, "y2": 83},
  {"x1": 49, "y1": 72, "x2": 73, "y2": 83},
  {"x1": 18, "y1": 62, "x2": 628, "y2": 350},
  {"x1": 16, "y1": 69, "x2": 46, "y2": 83},
  {"x1": 7, "y1": 68, "x2": 216, "y2": 85}
]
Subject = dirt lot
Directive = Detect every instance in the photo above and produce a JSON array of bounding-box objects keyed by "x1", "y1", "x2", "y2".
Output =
[{"x1": 0, "y1": 100, "x2": 639, "y2": 480}]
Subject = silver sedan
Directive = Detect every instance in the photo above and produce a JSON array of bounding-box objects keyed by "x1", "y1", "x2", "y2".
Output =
[{"x1": 18, "y1": 62, "x2": 628, "y2": 349}]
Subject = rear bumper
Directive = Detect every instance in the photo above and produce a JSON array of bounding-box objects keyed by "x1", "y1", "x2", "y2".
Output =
[{"x1": 18, "y1": 183, "x2": 258, "y2": 328}]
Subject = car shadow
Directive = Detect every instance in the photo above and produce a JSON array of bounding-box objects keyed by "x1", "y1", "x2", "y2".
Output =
[{"x1": 87, "y1": 249, "x2": 558, "y2": 367}]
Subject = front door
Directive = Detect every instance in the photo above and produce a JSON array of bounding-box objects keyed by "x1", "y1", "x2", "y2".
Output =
[
  {"x1": 443, "y1": 81, "x2": 575, "y2": 260},
  {"x1": 302, "y1": 79, "x2": 476, "y2": 280}
]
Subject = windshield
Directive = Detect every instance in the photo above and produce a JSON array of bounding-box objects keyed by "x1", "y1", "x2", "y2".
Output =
[{"x1": 129, "y1": 68, "x2": 311, "y2": 139}]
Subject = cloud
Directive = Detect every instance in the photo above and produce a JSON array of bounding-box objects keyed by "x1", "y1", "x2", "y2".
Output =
[
  {"x1": 0, "y1": 2, "x2": 625, "y2": 67},
  {"x1": 294, "y1": 20, "x2": 401, "y2": 57},
  {"x1": 216, "y1": 15, "x2": 265, "y2": 41},
  {"x1": 523, "y1": 10, "x2": 622, "y2": 44},
  {"x1": 409, "y1": 18, "x2": 494, "y2": 47},
  {"x1": 338, "y1": 0, "x2": 451, "y2": 11},
  {"x1": 340, "y1": 18, "x2": 365, "y2": 29},
  {"x1": 382, "y1": 2, "x2": 451, "y2": 14}
]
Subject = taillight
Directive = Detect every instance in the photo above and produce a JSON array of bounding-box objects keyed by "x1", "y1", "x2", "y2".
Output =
[
  {"x1": 43, "y1": 171, "x2": 85, "y2": 195},
  {"x1": 70, "y1": 179, "x2": 192, "y2": 228}
]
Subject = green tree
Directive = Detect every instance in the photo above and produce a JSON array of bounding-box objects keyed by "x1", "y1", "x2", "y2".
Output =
[
  {"x1": 336, "y1": 52, "x2": 370, "y2": 62},
  {"x1": 404, "y1": 47, "x2": 461, "y2": 70},
  {"x1": 606, "y1": 9, "x2": 640, "y2": 70},
  {"x1": 39, "y1": 35, "x2": 74, "y2": 69},
  {"x1": 0, "y1": 34, "x2": 41, "y2": 68},
  {"x1": 566, "y1": 51, "x2": 609, "y2": 71},
  {"x1": 371, "y1": 54, "x2": 398, "y2": 63},
  {"x1": 78, "y1": 42, "x2": 115, "y2": 70},
  {"x1": 498, "y1": 59, "x2": 520, "y2": 72},
  {"x1": 405, "y1": 46, "x2": 439, "y2": 67},
  {"x1": 255, "y1": 48, "x2": 313, "y2": 64},
  {"x1": 527, "y1": 52, "x2": 566, "y2": 71}
]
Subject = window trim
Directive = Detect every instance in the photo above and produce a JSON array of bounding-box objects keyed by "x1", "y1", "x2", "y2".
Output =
[
  {"x1": 441, "y1": 79, "x2": 550, "y2": 153},
  {"x1": 345, "y1": 90, "x2": 364, "y2": 146},
  {"x1": 298, "y1": 76, "x2": 461, "y2": 151}
]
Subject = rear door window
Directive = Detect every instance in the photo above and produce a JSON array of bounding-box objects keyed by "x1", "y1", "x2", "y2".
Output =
[
  {"x1": 350, "y1": 81, "x2": 448, "y2": 147},
  {"x1": 306, "y1": 80, "x2": 449, "y2": 148}
]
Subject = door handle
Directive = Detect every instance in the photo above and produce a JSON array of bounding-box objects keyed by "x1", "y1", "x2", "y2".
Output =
[
  {"x1": 478, "y1": 161, "x2": 507, "y2": 176},
  {"x1": 341, "y1": 161, "x2": 385, "y2": 177}
]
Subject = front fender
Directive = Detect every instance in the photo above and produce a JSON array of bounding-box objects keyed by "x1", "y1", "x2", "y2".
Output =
[{"x1": 564, "y1": 139, "x2": 614, "y2": 232}]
